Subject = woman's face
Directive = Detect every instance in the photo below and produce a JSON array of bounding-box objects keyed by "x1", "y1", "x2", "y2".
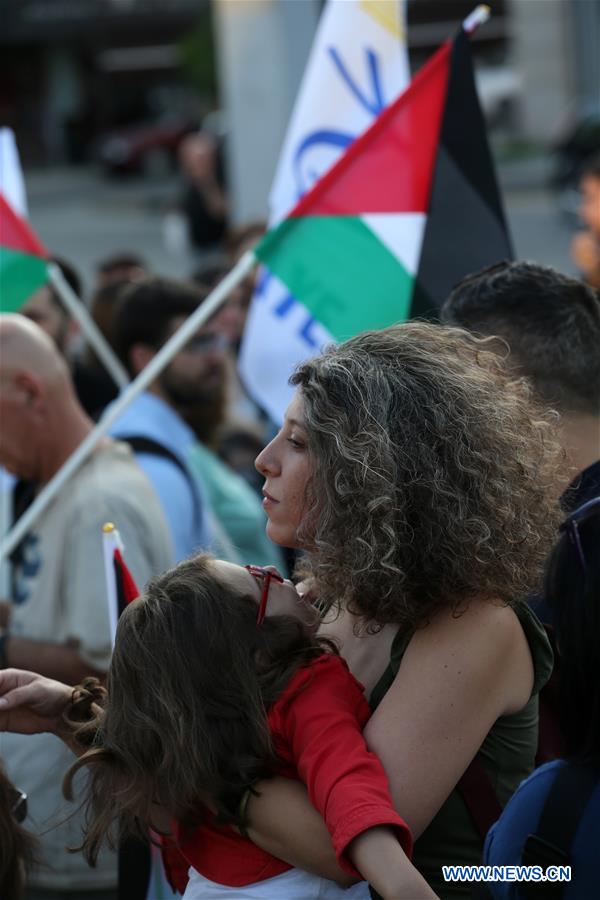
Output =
[{"x1": 255, "y1": 391, "x2": 312, "y2": 549}]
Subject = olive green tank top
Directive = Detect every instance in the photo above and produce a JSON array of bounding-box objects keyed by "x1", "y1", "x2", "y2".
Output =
[{"x1": 369, "y1": 603, "x2": 553, "y2": 900}]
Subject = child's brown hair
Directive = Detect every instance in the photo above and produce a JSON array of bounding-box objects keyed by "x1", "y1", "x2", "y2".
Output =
[{"x1": 65, "y1": 554, "x2": 332, "y2": 864}]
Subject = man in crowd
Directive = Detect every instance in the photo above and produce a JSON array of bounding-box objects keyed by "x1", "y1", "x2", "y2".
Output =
[
  {"x1": 110, "y1": 277, "x2": 283, "y2": 568},
  {"x1": 20, "y1": 255, "x2": 82, "y2": 358},
  {"x1": 18, "y1": 254, "x2": 119, "y2": 418},
  {"x1": 441, "y1": 260, "x2": 600, "y2": 507},
  {"x1": 109, "y1": 277, "x2": 224, "y2": 561},
  {"x1": 0, "y1": 314, "x2": 172, "y2": 899}
]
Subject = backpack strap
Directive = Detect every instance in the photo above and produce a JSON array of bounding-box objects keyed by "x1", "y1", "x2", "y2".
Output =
[
  {"x1": 123, "y1": 436, "x2": 191, "y2": 481},
  {"x1": 122, "y1": 435, "x2": 203, "y2": 528},
  {"x1": 520, "y1": 762, "x2": 599, "y2": 899}
]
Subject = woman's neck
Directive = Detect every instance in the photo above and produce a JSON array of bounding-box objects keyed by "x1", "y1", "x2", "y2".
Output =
[{"x1": 319, "y1": 605, "x2": 399, "y2": 699}]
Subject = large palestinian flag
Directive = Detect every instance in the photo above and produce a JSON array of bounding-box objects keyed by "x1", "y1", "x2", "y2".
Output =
[
  {"x1": 254, "y1": 28, "x2": 512, "y2": 338},
  {"x1": 0, "y1": 193, "x2": 49, "y2": 313}
]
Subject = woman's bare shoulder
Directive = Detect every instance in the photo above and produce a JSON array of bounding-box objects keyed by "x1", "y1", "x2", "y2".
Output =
[{"x1": 400, "y1": 598, "x2": 534, "y2": 714}]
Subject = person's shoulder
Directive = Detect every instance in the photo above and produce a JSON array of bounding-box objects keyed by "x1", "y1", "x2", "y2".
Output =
[
  {"x1": 487, "y1": 762, "x2": 567, "y2": 841},
  {"x1": 411, "y1": 598, "x2": 527, "y2": 659},
  {"x1": 70, "y1": 442, "x2": 167, "y2": 516},
  {"x1": 400, "y1": 599, "x2": 535, "y2": 713},
  {"x1": 484, "y1": 762, "x2": 567, "y2": 874},
  {"x1": 510, "y1": 759, "x2": 566, "y2": 798}
]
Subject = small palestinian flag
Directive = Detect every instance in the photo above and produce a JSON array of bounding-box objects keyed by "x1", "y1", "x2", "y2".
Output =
[
  {"x1": 254, "y1": 24, "x2": 512, "y2": 336},
  {"x1": 102, "y1": 522, "x2": 140, "y2": 646},
  {"x1": 0, "y1": 193, "x2": 49, "y2": 313}
]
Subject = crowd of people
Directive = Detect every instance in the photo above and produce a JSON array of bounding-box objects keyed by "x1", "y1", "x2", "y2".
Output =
[{"x1": 0, "y1": 162, "x2": 599, "y2": 900}]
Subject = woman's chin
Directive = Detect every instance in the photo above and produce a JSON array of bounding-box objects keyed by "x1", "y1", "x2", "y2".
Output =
[{"x1": 266, "y1": 520, "x2": 298, "y2": 551}]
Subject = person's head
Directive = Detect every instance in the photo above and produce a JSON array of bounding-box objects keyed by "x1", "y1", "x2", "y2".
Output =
[
  {"x1": 20, "y1": 256, "x2": 82, "y2": 356},
  {"x1": 0, "y1": 765, "x2": 35, "y2": 900},
  {"x1": 440, "y1": 261, "x2": 600, "y2": 418},
  {"x1": 190, "y1": 258, "x2": 250, "y2": 349},
  {"x1": 178, "y1": 132, "x2": 219, "y2": 183},
  {"x1": 95, "y1": 252, "x2": 148, "y2": 290},
  {"x1": 65, "y1": 554, "x2": 322, "y2": 862},
  {"x1": 256, "y1": 322, "x2": 563, "y2": 629},
  {"x1": 87, "y1": 280, "x2": 130, "y2": 353},
  {"x1": 579, "y1": 154, "x2": 600, "y2": 237},
  {"x1": 0, "y1": 314, "x2": 80, "y2": 480},
  {"x1": 546, "y1": 497, "x2": 600, "y2": 765},
  {"x1": 114, "y1": 277, "x2": 229, "y2": 441}
]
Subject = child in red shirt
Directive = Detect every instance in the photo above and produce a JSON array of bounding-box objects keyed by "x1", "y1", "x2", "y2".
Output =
[{"x1": 66, "y1": 555, "x2": 436, "y2": 899}]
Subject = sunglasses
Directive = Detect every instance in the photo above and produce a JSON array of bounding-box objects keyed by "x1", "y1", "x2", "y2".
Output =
[
  {"x1": 182, "y1": 333, "x2": 229, "y2": 354},
  {"x1": 9, "y1": 786, "x2": 28, "y2": 824},
  {"x1": 245, "y1": 565, "x2": 284, "y2": 625}
]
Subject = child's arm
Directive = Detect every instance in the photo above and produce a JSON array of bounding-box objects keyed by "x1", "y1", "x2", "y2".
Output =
[
  {"x1": 348, "y1": 826, "x2": 438, "y2": 899},
  {"x1": 274, "y1": 656, "x2": 414, "y2": 880}
]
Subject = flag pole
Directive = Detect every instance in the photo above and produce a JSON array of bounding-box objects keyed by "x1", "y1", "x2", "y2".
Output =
[
  {"x1": 0, "y1": 250, "x2": 258, "y2": 564},
  {"x1": 102, "y1": 522, "x2": 122, "y2": 647},
  {"x1": 47, "y1": 263, "x2": 130, "y2": 390}
]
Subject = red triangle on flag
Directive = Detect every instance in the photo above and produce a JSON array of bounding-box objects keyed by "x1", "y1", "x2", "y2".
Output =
[
  {"x1": 114, "y1": 548, "x2": 140, "y2": 605},
  {"x1": 0, "y1": 193, "x2": 48, "y2": 258},
  {"x1": 288, "y1": 41, "x2": 451, "y2": 219}
]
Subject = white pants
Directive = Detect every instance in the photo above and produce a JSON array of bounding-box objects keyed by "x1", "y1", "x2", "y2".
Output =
[{"x1": 183, "y1": 867, "x2": 372, "y2": 899}]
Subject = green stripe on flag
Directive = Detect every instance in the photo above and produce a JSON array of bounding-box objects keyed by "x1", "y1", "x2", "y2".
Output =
[
  {"x1": 257, "y1": 216, "x2": 414, "y2": 340},
  {"x1": 0, "y1": 247, "x2": 48, "y2": 313}
]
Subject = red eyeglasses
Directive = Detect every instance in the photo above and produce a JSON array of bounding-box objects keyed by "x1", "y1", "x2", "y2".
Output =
[{"x1": 245, "y1": 565, "x2": 284, "y2": 625}]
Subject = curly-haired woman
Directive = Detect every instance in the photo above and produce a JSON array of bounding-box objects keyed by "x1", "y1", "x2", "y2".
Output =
[
  {"x1": 0, "y1": 323, "x2": 563, "y2": 898},
  {"x1": 247, "y1": 322, "x2": 563, "y2": 897}
]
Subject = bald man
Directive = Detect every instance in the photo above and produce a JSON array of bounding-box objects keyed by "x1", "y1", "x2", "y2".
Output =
[{"x1": 0, "y1": 315, "x2": 172, "y2": 898}]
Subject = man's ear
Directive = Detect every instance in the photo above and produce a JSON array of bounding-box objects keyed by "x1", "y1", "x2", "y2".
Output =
[
  {"x1": 13, "y1": 371, "x2": 45, "y2": 414},
  {"x1": 129, "y1": 343, "x2": 156, "y2": 376}
]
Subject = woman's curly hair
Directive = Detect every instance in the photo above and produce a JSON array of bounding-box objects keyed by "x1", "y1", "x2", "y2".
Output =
[{"x1": 292, "y1": 322, "x2": 564, "y2": 630}]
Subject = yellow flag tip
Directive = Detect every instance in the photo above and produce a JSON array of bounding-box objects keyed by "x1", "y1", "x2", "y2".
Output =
[{"x1": 102, "y1": 522, "x2": 115, "y2": 533}]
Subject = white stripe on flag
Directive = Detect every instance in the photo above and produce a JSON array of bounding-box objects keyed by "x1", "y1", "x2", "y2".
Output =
[
  {"x1": 102, "y1": 524, "x2": 124, "y2": 648},
  {"x1": 239, "y1": 0, "x2": 410, "y2": 423}
]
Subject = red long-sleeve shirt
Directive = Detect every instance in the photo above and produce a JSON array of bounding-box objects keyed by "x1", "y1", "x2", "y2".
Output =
[{"x1": 167, "y1": 653, "x2": 411, "y2": 890}]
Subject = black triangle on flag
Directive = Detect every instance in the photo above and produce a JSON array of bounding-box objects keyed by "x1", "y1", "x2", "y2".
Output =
[{"x1": 412, "y1": 29, "x2": 513, "y2": 318}]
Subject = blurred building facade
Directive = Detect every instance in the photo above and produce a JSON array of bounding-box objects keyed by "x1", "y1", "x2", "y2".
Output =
[
  {"x1": 0, "y1": 0, "x2": 208, "y2": 165},
  {"x1": 0, "y1": 0, "x2": 596, "y2": 220}
]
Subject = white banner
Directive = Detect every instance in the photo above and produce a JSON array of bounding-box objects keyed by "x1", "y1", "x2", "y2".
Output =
[{"x1": 239, "y1": 0, "x2": 410, "y2": 423}]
